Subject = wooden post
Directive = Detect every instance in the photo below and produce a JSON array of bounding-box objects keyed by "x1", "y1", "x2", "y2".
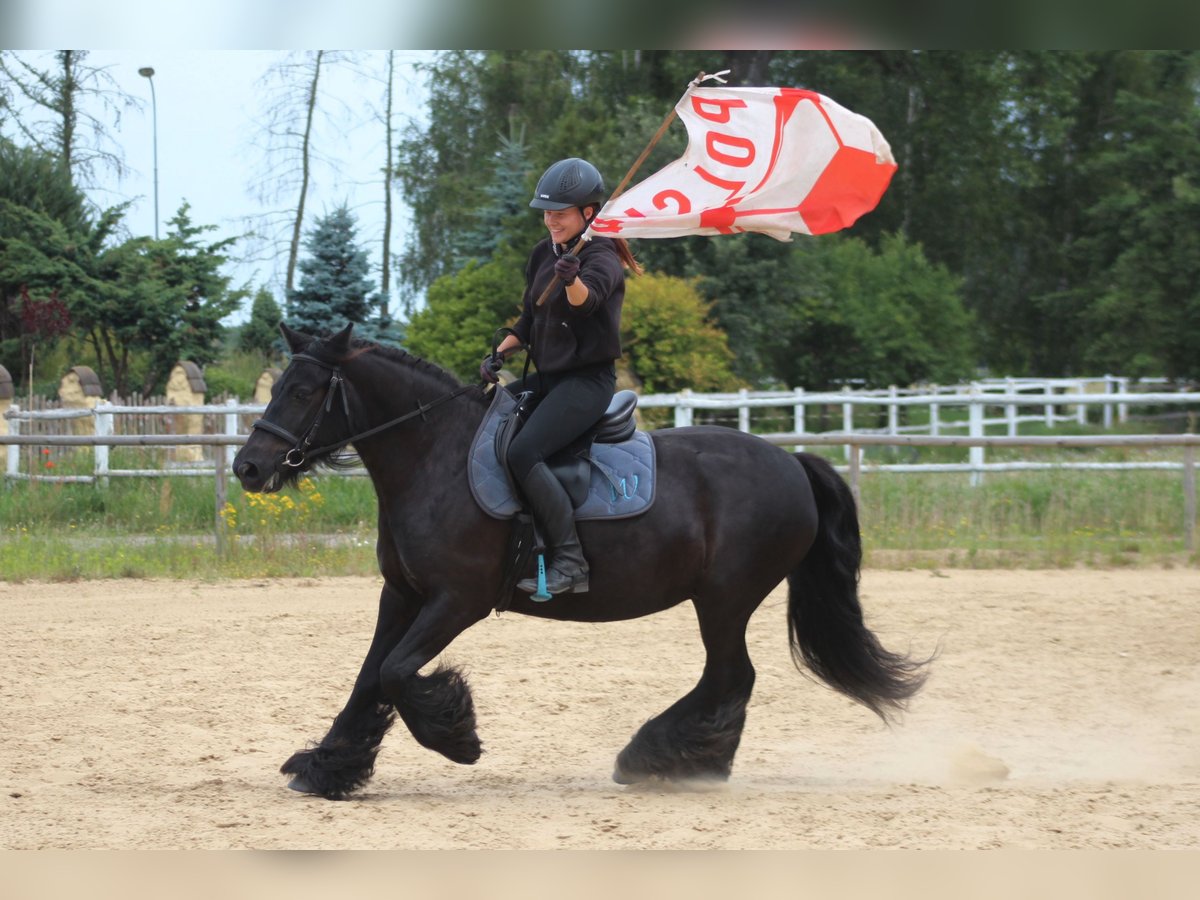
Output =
[
  {"x1": 674, "y1": 390, "x2": 693, "y2": 428},
  {"x1": 4, "y1": 403, "x2": 18, "y2": 481},
  {"x1": 738, "y1": 388, "x2": 750, "y2": 433},
  {"x1": 214, "y1": 446, "x2": 229, "y2": 555},
  {"x1": 792, "y1": 387, "x2": 805, "y2": 453},
  {"x1": 223, "y1": 397, "x2": 240, "y2": 473},
  {"x1": 969, "y1": 384, "x2": 985, "y2": 487},
  {"x1": 94, "y1": 401, "x2": 112, "y2": 487},
  {"x1": 1184, "y1": 445, "x2": 1196, "y2": 554},
  {"x1": 0, "y1": 363, "x2": 11, "y2": 474},
  {"x1": 848, "y1": 443, "x2": 862, "y2": 503},
  {"x1": 1006, "y1": 376, "x2": 1018, "y2": 436}
]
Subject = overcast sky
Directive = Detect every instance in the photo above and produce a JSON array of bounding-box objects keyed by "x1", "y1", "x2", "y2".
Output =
[{"x1": 6, "y1": 49, "x2": 432, "y2": 324}]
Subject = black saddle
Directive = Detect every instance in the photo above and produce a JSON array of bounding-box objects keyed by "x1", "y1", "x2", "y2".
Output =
[
  {"x1": 497, "y1": 389, "x2": 639, "y2": 508},
  {"x1": 592, "y1": 389, "x2": 639, "y2": 444}
]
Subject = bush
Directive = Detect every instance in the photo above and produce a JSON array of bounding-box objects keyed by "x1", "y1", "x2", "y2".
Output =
[
  {"x1": 202, "y1": 350, "x2": 272, "y2": 400},
  {"x1": 621, "y1": 273, "x2": 740, "y2": 393},
  {"x1": 403, "y1": 257, "x2": 525, "y2": 381}
]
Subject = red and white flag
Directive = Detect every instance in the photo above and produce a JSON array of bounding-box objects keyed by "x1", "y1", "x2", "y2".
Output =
[{"x1": 591, "y1": 87, "x2": 896, "y2": 241}]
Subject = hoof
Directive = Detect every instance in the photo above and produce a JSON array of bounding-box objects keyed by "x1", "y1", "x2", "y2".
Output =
[
  {"x1": 612, "y1": 759, "x2": 647, "y2": 785},
  {"x1": 287, "y1": 776, "x2": 318, "y2": 795}
]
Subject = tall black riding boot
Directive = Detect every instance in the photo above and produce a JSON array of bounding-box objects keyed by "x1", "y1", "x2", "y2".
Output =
[{"x1": 516, "y1": 462, "x2": 589, "y2": 595}]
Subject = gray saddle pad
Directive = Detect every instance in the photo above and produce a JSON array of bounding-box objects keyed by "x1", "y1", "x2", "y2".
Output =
[{"x1": 468, "y1": 388, "x2": 656, "y2": 522}]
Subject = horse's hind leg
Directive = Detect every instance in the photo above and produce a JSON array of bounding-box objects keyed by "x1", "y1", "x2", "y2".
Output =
[
  {"x1": 281, "y1": 582, "x2": 415, "y2": 800},
  {"x1": 613, "y1": 601, "x2": 756, "y2": 785}
]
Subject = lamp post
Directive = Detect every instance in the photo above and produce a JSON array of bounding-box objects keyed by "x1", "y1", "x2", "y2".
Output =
[{"x1": 138, "y1": 66, "x2": 159, "y2": 240}]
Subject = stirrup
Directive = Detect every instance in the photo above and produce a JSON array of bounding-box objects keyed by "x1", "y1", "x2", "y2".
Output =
[
  {"x1": 532, "y1": 554, "x2": 551, "y2": 602},
  {"x1": 518, "y1": 553, "x2": 588, "y2": 600}
]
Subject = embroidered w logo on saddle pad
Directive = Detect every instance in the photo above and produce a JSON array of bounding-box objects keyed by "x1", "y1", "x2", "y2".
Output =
[{"x1": 467, "y1": 387, "x2": 656, "y2": 522}]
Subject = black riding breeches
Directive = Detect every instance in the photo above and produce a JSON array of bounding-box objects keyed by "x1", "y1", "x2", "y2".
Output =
[{"x1": 504, "y1": 363, "x2": 616, "y2": 484}]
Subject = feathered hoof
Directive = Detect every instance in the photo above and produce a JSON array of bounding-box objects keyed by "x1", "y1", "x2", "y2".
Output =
[
  {"x1": 287, "y1": 776, "x2": 317, "y2": 794},
  {"x1": 611, "y1": 761, "x2": 636, "y2": 785},
  {"x1": 611, "y1": 748, "x2": 656, "y2": 785}
]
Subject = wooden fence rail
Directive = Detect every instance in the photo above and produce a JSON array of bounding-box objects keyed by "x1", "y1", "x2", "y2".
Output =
[{"x1": 3, "y1": 427, "x2": 1197, "y2": 553}]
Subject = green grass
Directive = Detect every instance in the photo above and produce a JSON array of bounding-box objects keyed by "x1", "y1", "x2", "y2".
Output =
[
  {"x1": 857, "y1": 467, "x2": 1194, "y2": 569},
  {"x1": 1, "y1": 443, "x2": 1194, "y2": 581}
]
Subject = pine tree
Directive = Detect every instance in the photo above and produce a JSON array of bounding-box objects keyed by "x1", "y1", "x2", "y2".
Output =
[
  {"x1": 286, "y1": 205, "x2": 380, "y2": 337},
  {"x1": 240, "y1": 287, "x2": 283, "y2": 356},
  {"x1": 451, "y1": 129, "x2": 531, "y2": 270}
]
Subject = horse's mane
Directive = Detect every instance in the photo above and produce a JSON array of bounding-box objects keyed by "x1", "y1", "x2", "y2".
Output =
[{"x1": 309, "y1": 335, "x2": 488, "y2": 407}]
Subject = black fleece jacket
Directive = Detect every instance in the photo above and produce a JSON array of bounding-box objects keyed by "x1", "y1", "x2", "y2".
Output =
[{"x1": 511, "y1": 236, "x2": 625, "y2": 375}]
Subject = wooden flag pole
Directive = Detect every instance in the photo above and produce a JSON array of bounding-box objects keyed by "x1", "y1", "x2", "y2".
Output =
[{"x1": 534, "y1": 70, "x2": 729, "y2": 307}]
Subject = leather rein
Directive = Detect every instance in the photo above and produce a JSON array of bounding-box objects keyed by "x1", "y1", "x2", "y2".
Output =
[{"x1": 251, "y1": 352, "x2": 477, "y2": 468}]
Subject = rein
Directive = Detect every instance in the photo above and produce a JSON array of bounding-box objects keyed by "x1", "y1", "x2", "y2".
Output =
[{"x1": 251, "y1": 352, "x2": 477, "y2": 468}]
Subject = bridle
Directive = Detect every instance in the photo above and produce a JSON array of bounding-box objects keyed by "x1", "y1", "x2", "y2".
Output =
[{"x1": 250, "y1": 352, "x2": 477, "y2": 468}]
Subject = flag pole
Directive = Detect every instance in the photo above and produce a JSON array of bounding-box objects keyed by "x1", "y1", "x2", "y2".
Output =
[{"x1": 535, "y1": 70, "x2": 729, "y2": 307}]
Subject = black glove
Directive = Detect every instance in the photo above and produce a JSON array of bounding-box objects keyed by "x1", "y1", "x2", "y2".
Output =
[
  {"x1": 554, "y1": 253, "x2": 581, "y2": 285},
  {"x1": 479, "y1": 352, "x2": 504, "y2": 384}
]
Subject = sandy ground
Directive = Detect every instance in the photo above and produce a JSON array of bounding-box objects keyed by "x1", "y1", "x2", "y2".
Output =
[{"x1": 1, "y1": 568, "x2": 1198, "y2": 850}]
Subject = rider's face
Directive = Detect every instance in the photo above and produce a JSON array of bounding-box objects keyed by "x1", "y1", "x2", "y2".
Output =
[{"x1": 543, "y1": 206, "x2": 590, "y2": 244}]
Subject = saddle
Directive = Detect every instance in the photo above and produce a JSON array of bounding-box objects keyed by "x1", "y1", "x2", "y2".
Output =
[{"x1": 468, "y1": 387, "x2": 655, "y2": 522}]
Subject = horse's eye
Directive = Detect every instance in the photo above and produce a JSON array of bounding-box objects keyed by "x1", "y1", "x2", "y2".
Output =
[{"x1": 291, "y1": 386, "x2": 313, "y2": 402}]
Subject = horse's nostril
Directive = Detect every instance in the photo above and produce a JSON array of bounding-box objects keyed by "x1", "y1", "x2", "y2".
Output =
[{"x1": 235, "y1": 461, "x2": 257, "y2": 481}]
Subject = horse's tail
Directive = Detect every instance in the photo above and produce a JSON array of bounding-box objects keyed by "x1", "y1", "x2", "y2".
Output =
[{"x1": 787, "y1": 452, "x2": 929, "y2": 723}]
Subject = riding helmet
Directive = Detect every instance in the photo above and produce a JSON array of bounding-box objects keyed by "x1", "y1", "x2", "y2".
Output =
[{"x1": 529, "y1": 158, "x2": 606, "y2": 211}]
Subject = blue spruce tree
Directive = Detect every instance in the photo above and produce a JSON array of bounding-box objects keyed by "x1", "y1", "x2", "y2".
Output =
[
  {"x1": 451, "y1": 130, "x2": 531, "y2": 271},
  {"x1": 286, "y1": 205, "x2": 400, "y2": 344}
]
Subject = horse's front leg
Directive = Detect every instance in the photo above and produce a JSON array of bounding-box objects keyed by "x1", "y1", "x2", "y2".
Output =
[
  {"x1": 378, "y1": 593, "x2": 488, "y2": 766},
  {"x1": 281, "y1": 581, "x2": 417, "y2": 799}
]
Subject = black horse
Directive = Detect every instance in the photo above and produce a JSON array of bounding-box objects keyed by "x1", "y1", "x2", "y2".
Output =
[{"x1": 233, "y1": 323, "x2": 929, "y2": 799}]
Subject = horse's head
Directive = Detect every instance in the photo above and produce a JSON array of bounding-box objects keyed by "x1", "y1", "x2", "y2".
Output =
[{"x1": 233, "y1": 322, "x2": 357, "y2": 493}]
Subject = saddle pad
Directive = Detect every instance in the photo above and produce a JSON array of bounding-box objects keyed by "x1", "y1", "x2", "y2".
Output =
[{"x1": 468, "y1": 388, "x2": 656, "y2": 522}]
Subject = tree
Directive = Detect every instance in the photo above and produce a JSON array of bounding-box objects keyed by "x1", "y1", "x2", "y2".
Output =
[
  {"x1": 250, "y1": 51, "x2": 369, "y2": 297},
  {"x1": 0, "y1": 50, "x2": 137, "y2": 189},
  {"x1": 0, "y1": 137, "x2": 100, "y2": 377},
  {"x1": 240, "y1": 287, "x2": 283, "y2": 357},
  {"x1": 403, "y1": 258, "x2": 524, "y2": 381},
  {"x1": 395, "y1": 51, "x2": 594, "y2": 304},
  {"x1": 1070, "y1": 51, "x2": 1200, "y2": 380},
  {"x1": 621, "y1": 273, "x2": 739, "y2": 393},
  {"x1": 380, "y1": 50, "x2": 397, "y2": 321},
  {"x1": 452, "y1": 129, "x2": 533, "y2": 271},
  {"x1": 778, "y1": 235, "x2": 973, "y2": 390},
  {"x1": 77, "y1": 203, "x2": 246, "y2": 395},
  {"x1": 286, "y1": 205, "x2": 395, "y2": 342}
]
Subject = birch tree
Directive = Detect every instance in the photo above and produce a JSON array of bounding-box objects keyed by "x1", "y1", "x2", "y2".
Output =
[{"x1": 250, "y1": 51, "x2": 350, "y2": 297}]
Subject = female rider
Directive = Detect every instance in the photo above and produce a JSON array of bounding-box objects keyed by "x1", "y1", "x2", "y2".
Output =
[{"x1": 480, "y1": 157, "x2": 641, "y2": 596}]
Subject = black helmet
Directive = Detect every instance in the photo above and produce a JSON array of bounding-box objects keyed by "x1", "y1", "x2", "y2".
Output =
[{"x1": 529, "y1": 158, "x2": 606, "y2": 211}]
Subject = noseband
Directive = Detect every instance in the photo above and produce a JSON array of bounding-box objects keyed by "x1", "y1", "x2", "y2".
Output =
[
  {"x1": 250, "y1": 354, "x2": 350, "y2": 467},
  {"x1": 250, "y1": 351, "x2": 478, "y2": 468}
]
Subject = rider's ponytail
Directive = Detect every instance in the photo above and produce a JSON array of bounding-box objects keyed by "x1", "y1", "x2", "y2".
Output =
[{"x1": 610, "y1": 237, "x2": 643, "y2": 276}]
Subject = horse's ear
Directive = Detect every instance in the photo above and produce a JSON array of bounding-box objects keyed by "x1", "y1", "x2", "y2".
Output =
[
  {"x1": 325, "y1": 322, "x2": 354, "y2": 357},
  {"x1": 279, "y1": 322, "x2": 313, "y2": 355}
]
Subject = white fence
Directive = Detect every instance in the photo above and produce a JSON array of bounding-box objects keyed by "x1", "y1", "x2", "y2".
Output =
[
  {"x1": 3, "y1": 380, "x2": 1198, "y2": 549},
  {"x1": 4, "y1": 379, "x2": 1199, "y2": 484},
  {"x1": 642, "y1": 376, "x2": 1190, "y2": 438}
]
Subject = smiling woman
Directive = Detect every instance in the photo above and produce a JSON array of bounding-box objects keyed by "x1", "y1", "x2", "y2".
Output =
[{"x1": 485, "y1": 157, "x2": 645, "y2": 595}]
